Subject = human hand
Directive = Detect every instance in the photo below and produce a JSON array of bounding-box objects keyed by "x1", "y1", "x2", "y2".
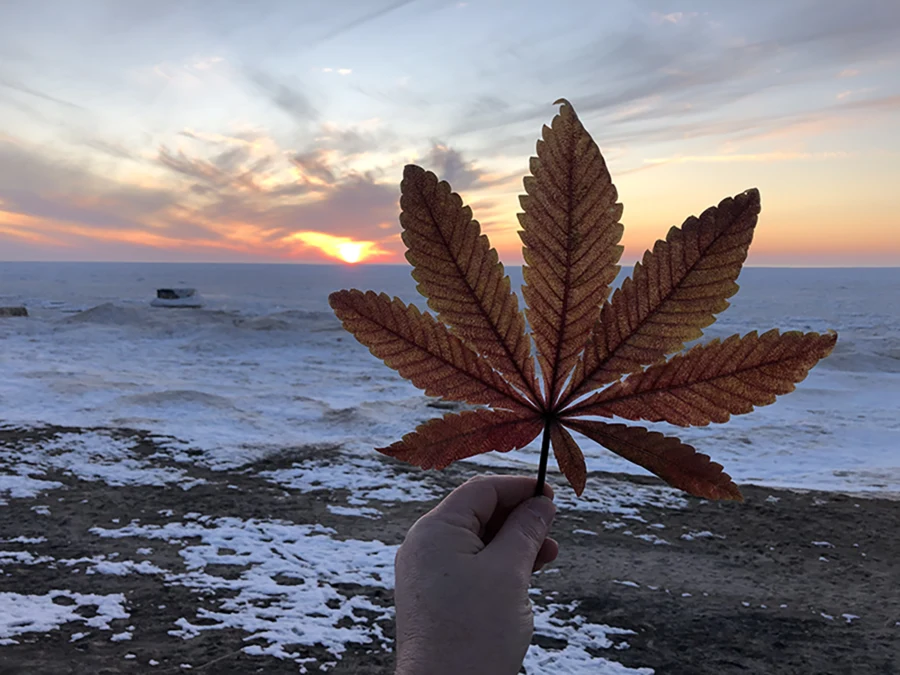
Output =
[{"x1": 394, "y1": 474, "x2": 558, "y2": 675}]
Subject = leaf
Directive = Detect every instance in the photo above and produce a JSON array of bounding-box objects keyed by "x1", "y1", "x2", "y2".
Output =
[
  {"x1": 519, "y1": 99, "x2": 624, "y2": 405},
  {"x1": 329, "y1": 99, "x2": 838, "y2": 502},
  {"x1": 329, "y1": 290, "x2": 532, "y2": 412},
  {"x1": 378, "y1": 409, "x2": 544, "y2": 469},
  {"x1": 568, "y1": 330, "x2": 838, "y2": 426},
  {"x1": 564, "y1": 420, "x2": 742, "y2": 501},
  {"x1": 563, "y1": 188, "x2": 760, "y2": 403},
  {"x1": 400, "y1": 165, "x2": 539, "y2": 400},
  {"x1": 549, "y1": 422, "x2": 587, "y2": 496}
]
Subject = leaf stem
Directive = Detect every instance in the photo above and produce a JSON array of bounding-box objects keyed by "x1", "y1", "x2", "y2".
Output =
[{"x1": 534, "y1": 421, "x2": 552, "y2": 497}]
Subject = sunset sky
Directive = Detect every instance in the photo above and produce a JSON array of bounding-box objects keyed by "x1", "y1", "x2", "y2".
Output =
[{"x1": 1, "y1": 0, "x2": 898, "y2": 266}]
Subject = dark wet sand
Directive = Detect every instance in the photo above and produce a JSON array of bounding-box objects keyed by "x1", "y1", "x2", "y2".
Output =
[{"x1": 0, "y1": 425, "x2": 897, "y2": 674}]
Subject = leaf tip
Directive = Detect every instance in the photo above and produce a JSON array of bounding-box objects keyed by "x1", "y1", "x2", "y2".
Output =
[{"x1": 403, "y1": 164, "x2": 425, "y2": 179}]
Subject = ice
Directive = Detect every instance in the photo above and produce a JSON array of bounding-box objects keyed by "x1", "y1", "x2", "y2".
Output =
[
  {"x1": 0, "y1": 590, "x2": 129, "y2": 645},
  {"x1": 0, "y1": 263, "x2": 898, "y2": 494}
]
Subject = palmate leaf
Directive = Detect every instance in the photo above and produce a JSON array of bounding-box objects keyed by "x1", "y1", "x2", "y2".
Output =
[{"x1": 328, "y1": 99, "x2": 838, "y2": 502}]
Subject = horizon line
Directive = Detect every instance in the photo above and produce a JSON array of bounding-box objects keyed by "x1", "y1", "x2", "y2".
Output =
[{"x1": 1, "y1": 260, "x2": 899, "y2": 270}]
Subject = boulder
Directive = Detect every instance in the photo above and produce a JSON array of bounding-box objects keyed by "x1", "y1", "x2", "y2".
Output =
[{"x1": 0, "y1": 306, "x2": 28, "y2": 317}]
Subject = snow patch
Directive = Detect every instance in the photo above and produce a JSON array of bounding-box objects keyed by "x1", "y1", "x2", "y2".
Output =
[
  {"x1": 525, "y1": 600, "x2": 653, "y2": 674},
  {"x1": 91, "y1": 515, "x2": 397, "y2": 671},
  {"x1": 0, "y1": 590, "x2": 129, "y2": 645}
]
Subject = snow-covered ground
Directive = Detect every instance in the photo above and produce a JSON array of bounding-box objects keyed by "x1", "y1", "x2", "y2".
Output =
[{"x1": 0, "y1": 425, "x2": 674, "y2": 672}]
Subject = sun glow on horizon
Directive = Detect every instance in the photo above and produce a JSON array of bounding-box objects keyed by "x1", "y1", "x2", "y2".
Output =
[{"x1": 284, "y1": 231, "x2": 390, "y2": 264}]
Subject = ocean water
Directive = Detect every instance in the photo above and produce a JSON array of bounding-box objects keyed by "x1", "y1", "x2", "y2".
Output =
[{"x1": 1, "y1": 262, "x2": 898, "y2": 495}]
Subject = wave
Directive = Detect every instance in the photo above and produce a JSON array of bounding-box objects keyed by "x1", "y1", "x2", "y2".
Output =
[
  {"x1": 116, "y1": 390, "x2": 236, "y2": 410},
  {"x1": 64, "y1": 303, "x2": 150, "y2": 327}
]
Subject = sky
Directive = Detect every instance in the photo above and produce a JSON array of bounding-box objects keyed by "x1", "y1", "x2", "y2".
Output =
[{"x1": 0, "y1": 0, "x2": 898, "y2": 267}]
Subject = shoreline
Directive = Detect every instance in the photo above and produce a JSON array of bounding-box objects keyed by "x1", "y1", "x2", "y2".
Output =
[{"x1": 1, "y1": 424, "x2": 898, "y2": 674}]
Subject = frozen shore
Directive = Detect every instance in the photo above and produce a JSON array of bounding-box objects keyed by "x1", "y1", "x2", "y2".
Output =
[{"x1": 1, "y1": 424, "x2": 897, "y2": 674}]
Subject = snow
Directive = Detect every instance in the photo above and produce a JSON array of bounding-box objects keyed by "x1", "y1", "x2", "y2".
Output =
[
  {"x1": 59, "y1": 555, "x2": 166, "y2": 576},
  {"x1": 326, "y1": 504, "x2": 382, "y2": 519},
  {"x1": 525, "y1": 601, "x2": 653, "y2": 674},
  {"x1": 0, "y1": 429, "x2": 204, "y2": 498},
  {"x1": 680, "y1": 530, "x2": 724, "y2": 541},
  {"x1": 91, "y1": 515, "x2": 398, "y2": 666},
  {"x1": 0, "y1": 590, "x2": 129, "y2": 645},
  {"x1": 262, "y1": 455, "x2": 439, "y2": 506},
  {"x1": 1, "y1": 536, "x2": 47, "y2": 544},
  {"x1": 0, "y1": 474, "x2": 63, "y2": 500}
]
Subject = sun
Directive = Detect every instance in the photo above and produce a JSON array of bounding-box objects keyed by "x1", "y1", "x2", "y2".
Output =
[{"x1": 337, "y1": 241, "x2": 365, "y2": 264}]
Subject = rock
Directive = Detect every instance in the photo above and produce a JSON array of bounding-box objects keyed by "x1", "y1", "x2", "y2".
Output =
[{"x1": 0, "y1": 306, "x2": 28, "y2": 317}]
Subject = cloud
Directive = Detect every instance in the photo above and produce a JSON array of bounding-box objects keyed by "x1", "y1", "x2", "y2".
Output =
[
  {"x1": 291, "y1": 150, "x2": 338, "y2": 186},
  {"x1": 425, "y1": 142, "x2": 484, "y2": 190},
  {"x1": 449, "y1": 0, "x2": 900, "y2": 149},
  {"x1": 0, "y1": 76, "x2": 85, "y2": 110},
  {"x1": 245, "y1": 70, "x2": 318, "y2": 124},
  {"x1": 0, "y1": 125, "x2": 407, "y2": 263},
  {"x1": 311, "y1": 0, "x2": 420, "y2": 45}
]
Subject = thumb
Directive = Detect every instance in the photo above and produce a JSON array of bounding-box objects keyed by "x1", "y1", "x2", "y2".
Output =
[{"x1": 484, "y1": 496, "x2": 556, "y2": 566}]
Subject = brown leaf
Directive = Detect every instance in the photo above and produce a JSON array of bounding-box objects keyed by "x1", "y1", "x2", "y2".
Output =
[
  {"x1": 563, "y1": 188, "x2": 761, "y2": 403},
  {"x1": 565, "y1": 420, "x2": 742, "y2": 501},
  {"x1": 569, "y1": 329, "x2": 838, "y2": 426},
  {"x1": 519, "y1": 99, "x2": 624, "y2": 405},
  {"x1": 549, "y1": 422, "x2": 587, "y2": 496},
  {"x1": 329, "y1": 290, "x2": 532, "y2": 412},
  {"x1": 379, "y1": 409, "x2": 543, "y2": 469},
  {"x1": 329, "y1": 99, "x2": 838, "y2": 501},
  {"x1": 400, "y1": 165, "x2": 539, "y2": 400}
]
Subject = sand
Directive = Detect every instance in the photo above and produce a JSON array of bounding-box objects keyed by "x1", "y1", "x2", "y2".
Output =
[{"x1": 0, "y1": 425, "x2": 898, "y2": 674}]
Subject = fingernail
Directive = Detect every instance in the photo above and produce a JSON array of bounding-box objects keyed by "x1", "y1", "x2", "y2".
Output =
[{"x1": 528, "y1": 496, "x2": 557, "y2": 526}]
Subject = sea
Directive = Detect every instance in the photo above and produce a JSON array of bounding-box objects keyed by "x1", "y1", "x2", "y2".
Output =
[{"x1": 1, "y1": 262, "x2": 898, "y2": 495}]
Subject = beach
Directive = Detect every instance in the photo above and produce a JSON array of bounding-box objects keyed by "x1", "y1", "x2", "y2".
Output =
[
  {"x1": 1, "y1": 262, "x2": 899, "y2": 673},
  {"x1": 0, "y1": 425, "x2": 897, "y2": 674}
]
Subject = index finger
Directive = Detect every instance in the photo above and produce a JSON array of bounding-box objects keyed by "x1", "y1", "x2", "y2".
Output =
[{"x1": 431, "y1": 474, "x2": 555, "y2": 537}]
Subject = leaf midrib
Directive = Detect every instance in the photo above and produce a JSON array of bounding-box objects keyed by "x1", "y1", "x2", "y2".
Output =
[
  {"x1": 419, "y1": 195, "x2": 539, "y2": 406},
  {"x1": 565, "y1": 336, "x2": 809, "y2": 415},
  {"x1": 563, "y1": 205, "x2": 751, "y2": 407}
]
